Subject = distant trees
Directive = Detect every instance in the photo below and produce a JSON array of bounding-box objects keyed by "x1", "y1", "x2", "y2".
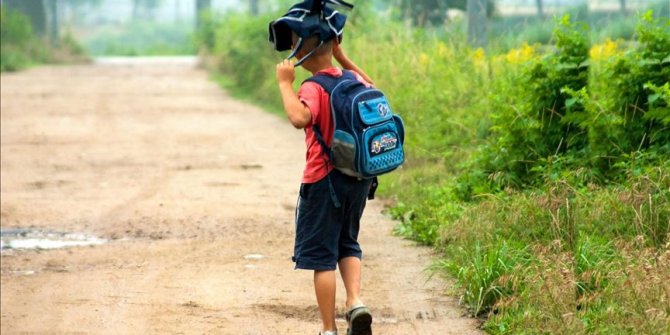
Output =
[
  {"x1": 387, "y1": 0, "x2": 492, "y2": 46},
  {"x1": 3, "y1": 0, "x2": 60, "y2": 46},
  {"x1": 394, "y1": 0, "x2": 495, "y2": 27},
  {"x1": 133, "y1": 0, "x2": 162, "y2": 19},
  {"x1": 49, "y1": 0, "x2": 59, "y2": 47},
  {"x1": 195, "y1": 0, "x2": 210, "y2": 28},
  {"x1": 195, "y1": 0, "x2": 210, "y2": 13},
  {"x1": 3, "y1": 0, "x2": 47, "y2": 36},
  {"x1": 249, "y1": 0, "x2": 259, "y2": 16},
  {"x1": 467, "y1": 0, "x2": 487, "y2": 47}
]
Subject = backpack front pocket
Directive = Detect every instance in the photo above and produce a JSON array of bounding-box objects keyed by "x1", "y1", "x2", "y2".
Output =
[
  {"x1": 361, "y1": 122, "x2": 404, "y2": 177},
  {"x1": 357, "y1": 95, "x2": 393, "y2": 126}
]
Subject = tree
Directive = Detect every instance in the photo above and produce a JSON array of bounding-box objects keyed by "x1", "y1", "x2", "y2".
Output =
[
  {"x1": 3, "y1": 0, "x2": 47, "y2": 36},
  {"x1": 467, "y1": 0, "x2": 487, "y2": 47},
  {"x1": 6, "y1": 0, "x2": 61, "y2": 44},
  {"x1": 394, "y1": 0, "x2": 495, "y2": 27},
  {"x1": 619, "y1": 0, "x2": 627, "y2": 14},
  {"x1": 195, "y1": 0, "x2": 210, "y2": 28},
  {"x1": 249, "y1": 0, "x2": 259, "y2": 16},
  {"x1": 133, "y1": 0, "x2": 162, "y2": 20},
  {"x1": 59, "y1": 0, "x2": 103, "y2": 25},
  {"x1": 49, "y1": 0, "x2": 59, "y2": 47},
  {"x1": 535, "y1": 0, "x2": 544, "y2": 18}
]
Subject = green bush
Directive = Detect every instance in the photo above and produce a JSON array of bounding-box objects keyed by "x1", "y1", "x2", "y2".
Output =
[
  {"x1": 0, "y1": 7, "x2": 51, "y2": 71},
  {"x1": 561, "y1": 12, "x2": 670, "y2": 180},
  {"x1": 465, "y1": 15, "x2": 592, "y2": 192},
  {"x1": 1, "y1": 6, "x2": 89, "y2": 71}
]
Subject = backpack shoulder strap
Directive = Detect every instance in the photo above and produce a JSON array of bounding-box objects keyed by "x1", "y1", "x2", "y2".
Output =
[{"x1": 303, "y1": 70, "x2": 357, "y2": 94}]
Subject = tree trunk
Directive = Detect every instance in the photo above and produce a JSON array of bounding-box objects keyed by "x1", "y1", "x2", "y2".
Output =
[
  {"x1": 133, "y1": 0, "x2": 140, "y2": 19},
  {"x1": 249, "y1": 0, "x2": 259, "y2": 16},
  {"x1": 49, "y1": 0, "x2": 59, "y2": 47},
  {"x1": 619, "y1": 0, "x2": 627, "y2": 14},
  {"x1": 4, "y1": 0, "x2": 48, "y2": 36},
  {"x1": 467, "y1": 0, "x2": 487, "y2": 47},
  {"x1": 535, "y1": 0, "x2": 544, "y2": 18},
  {"x1": 195, "y1": 0, "x2": 211, "y2": 28}
]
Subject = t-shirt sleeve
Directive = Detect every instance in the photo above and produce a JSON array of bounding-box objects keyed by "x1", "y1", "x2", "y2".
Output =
[{"x1": 297, "y1": 82, "x2": 322, "y2": 127}]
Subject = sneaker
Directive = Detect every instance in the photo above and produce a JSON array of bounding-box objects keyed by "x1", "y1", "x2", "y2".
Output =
[{"x1": 345, "y1": 304, "x2": 372, "y2": 335}]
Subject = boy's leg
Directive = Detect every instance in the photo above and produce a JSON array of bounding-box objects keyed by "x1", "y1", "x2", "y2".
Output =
[
  {"x1": 338, "y1": 256, "x2": 362, "y2": 309},
  {"x1": 340, "y1": 256, "x2": 373, "y2": 335},
  {"x1": 334, "y1": 171, "x2": 373, "y2": 310},
  {"x1": 314, "y1": 270, "x2": 338, "y2": 332},
  {"x1": 333, "y1": 172, "x2": 373, "y2": 334},
  {"x1": 293, "y1": 177, "x2": 343, "y2": 332}
]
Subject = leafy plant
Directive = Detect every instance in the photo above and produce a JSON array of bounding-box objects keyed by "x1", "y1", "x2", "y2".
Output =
[{"x1": 0, "y1": 6, "x2": 50, "y2": 71}]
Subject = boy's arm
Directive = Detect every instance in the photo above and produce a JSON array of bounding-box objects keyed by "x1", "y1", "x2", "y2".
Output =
[
  {"x1": 276, "y1": 60, "x2": 311, "y2": 129},
  {"x1": 333, "y1": 40, "x2": 375, "y2": 86}
]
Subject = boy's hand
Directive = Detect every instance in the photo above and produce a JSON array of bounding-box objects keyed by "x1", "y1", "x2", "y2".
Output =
[{"x1": 276, "y1": 59, "x2": 295, "y2": 86}]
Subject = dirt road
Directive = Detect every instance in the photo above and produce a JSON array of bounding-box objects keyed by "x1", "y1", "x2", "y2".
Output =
[{"x1": 0, "y1": 58, "x2": 482, "y2": 334}]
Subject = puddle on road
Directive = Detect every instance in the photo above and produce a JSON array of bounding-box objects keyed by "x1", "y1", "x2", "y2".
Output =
[
  {"x1": 244, "y1": 254, "x2": 264, "y2": 260},
  {"x1": 1, "y1": 228, "x2": 107, "y2": 253}
]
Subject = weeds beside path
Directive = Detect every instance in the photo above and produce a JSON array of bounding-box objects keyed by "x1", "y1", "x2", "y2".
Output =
[{"x1": 0, "y1": 58, "x2": 482, "y2": 334}]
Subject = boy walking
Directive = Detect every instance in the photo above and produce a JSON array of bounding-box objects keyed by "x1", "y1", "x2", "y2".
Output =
[{"x1": 271, "y1": 1, "x2": 376, "y2": 334}]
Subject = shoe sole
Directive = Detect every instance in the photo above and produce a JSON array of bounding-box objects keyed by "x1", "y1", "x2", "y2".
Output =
[{"x1": 348, "y1": 308, "x2": 372, "y2": 335}]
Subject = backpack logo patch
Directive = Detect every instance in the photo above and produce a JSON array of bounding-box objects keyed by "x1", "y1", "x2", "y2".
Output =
[
  {"x1": 377, "y1": 103, "x2": 390, "y2": 117},
  {"x1": 371, "y1": 133, "x2": 398, "y2": 155}
]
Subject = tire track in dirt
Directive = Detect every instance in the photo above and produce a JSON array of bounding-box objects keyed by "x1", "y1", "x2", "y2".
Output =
[{"x1": 0, "y1": 57, "x2": 483, "y2": 334}]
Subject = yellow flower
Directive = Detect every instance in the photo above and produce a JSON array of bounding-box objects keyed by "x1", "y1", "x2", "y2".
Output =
[
  {"x1": 590, "y1": 39, "x2": 619, "y2": 60},
  {"x1": 419, "y1": 53, "x2": 430, "y2": 67},
  {"x1": 505, "y1": 43, "x2": 536, "y2": 64},
  {"x1": 473, "y1": 47, "x2": 485, "y2": 62},
  {"x1": 470, "y1": 47, "x2": 486, "y2": 69},
  {"x1": 437, "y1": 42, "x2": 449, "y2": 57}
]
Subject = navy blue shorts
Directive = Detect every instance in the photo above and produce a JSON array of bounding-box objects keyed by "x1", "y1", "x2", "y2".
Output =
[{"x1": 292, "y1": 169, "x2": 373, "y2": 271}]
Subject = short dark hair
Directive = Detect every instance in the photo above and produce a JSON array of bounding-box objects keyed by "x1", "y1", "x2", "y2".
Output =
[{"x1": 291, "y1": 32, "x2": 333, "y2": 57}]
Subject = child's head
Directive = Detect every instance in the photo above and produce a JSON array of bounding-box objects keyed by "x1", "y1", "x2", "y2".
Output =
[
  {"x1": 269, "y1": 0, "x2": 352, "y2": 68},
  {"x1": 291, "y1": 32, "x2": 334, "y2": 69}
]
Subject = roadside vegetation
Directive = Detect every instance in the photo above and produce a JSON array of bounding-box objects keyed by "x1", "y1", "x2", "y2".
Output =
[
  {"x1": 83, "y1": 20, "x2": 197, "y2": 56},
  {"x1": 197, "y1": 2, "x2": 669, "y2": 334},
  {"x1": 0, "y1": 6, "x2": 88, "y2": 72}
]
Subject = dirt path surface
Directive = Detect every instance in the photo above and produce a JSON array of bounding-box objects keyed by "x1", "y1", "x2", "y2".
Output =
[{"x1": 1, "y1": 58, "x2": 482, "y2": 334}]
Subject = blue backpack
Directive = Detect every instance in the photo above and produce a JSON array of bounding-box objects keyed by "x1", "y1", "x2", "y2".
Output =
[{"x1": 307, "y1": 70, "x2": 405, "y2": 181}]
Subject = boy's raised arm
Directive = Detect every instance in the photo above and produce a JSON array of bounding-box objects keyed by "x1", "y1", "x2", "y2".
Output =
[
  {"x1": 276, "y1": 60, "x2": 312, "y2": 129},
  {"x1": 333, "y1": 40, "x2": 375, "y2": 86}
]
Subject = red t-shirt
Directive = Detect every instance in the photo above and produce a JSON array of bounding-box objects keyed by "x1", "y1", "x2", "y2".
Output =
[{"x1": 298, "y1": 67, "x2": 370, "y2": 183}]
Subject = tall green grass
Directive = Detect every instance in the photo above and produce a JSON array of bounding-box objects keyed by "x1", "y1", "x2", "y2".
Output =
[{"x1": 198, "y1": 6, "x2": 670, "y2": 334}]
